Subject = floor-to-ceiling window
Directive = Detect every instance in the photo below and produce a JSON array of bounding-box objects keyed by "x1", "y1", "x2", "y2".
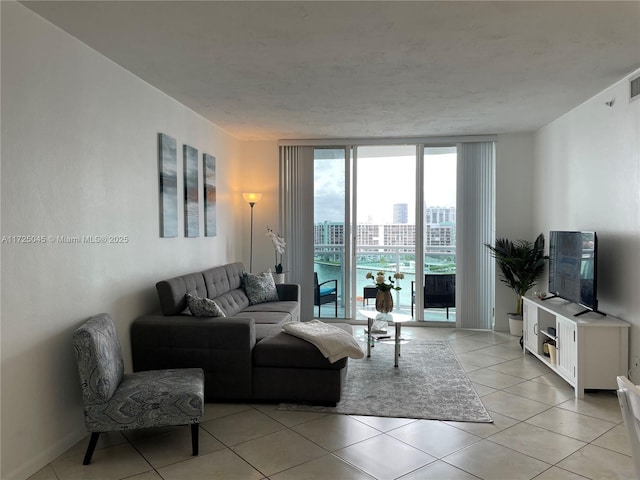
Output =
[
  {"x1": 419, "y1": 146, "x2": 457, "y2": 323},
  {"x1": 293, "y1": 137, "x2": 493, "y2": 328},
  {"x1": 314, "y1": 148, "x2": 347, "y2": 318},
  {"x1": 354, "y1": 145, "x2": 418, "y2": 319},
  {"x1": 312, "y1": 144, "x2": 458, "y2": 324}
]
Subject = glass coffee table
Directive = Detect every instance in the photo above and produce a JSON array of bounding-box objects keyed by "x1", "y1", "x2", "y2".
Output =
[{"x1": 359, "y1": 309, "x2": 413, "y2": 367}]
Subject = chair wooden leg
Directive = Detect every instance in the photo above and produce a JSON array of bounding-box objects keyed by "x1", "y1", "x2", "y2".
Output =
[
  {"x1": 334, "y1": 301, "x2": 337, "y2": 317},
  {"x1": 83, "y1": 432, "x2": 100, "y2": 465},
  {"x1": 191, "y1": 423, "x2": 199, "y2": 456}
]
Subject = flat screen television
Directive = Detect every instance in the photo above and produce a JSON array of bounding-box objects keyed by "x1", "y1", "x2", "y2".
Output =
[{"x1": 548, "y1": 231, "x2": 599, "y2": 315}]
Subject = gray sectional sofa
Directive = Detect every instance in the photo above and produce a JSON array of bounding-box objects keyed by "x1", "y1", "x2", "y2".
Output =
[{"x1": 131, "y1": 262, "x2": 348, "y2": 404}]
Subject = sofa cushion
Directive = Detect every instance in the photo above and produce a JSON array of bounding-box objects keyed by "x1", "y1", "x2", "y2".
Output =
[
  {"x1": 223, "y1": 262, "x2": 245, "y2": 290},
  {"x1": 185, "y1": 293, "x2": 226, "y2": 317},
  {"x1": 253, "y1": 330, "x2": 348, "y2": 370},
  {"x1": 244, "y1": 301, "x2": 299, "y2": 318},
  {"x1": 255, "y1": 323, "x2": 283, "y2": 342},
  {"x1": 157, "y1": 272, "x2": 207, "y2": 316},
  {"x1": 243, "y1": 272, "x2": 279, "y2": 305},
  {"x1": 247, "y1": 311, "x2": 294, "y2": 325},
  {"x1": 201, "y1": 265, "x2": 232, "y2": 299},
  {"x1": 214, "y1": 289, "x2": 250, "y2": 317}
]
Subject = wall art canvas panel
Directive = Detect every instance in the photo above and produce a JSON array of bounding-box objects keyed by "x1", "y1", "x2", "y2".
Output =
[
  {"x1": 183, "y1": 144, "x2": 199, "y2": 237},
  {"x1": 203, "y1": 153, "x2": 217, "y2": 237},
  {"x1": 158, "y1": 133, "x2": 178, "y2": 237}
]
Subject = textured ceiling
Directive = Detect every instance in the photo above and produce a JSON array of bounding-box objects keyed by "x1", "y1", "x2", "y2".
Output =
[{"x1": 22, "y1": 1, "x2": 640, "y2": 141}]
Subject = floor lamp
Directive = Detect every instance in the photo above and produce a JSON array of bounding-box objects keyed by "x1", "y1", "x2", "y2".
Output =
[{"x1": 242, "y1": 193, "x2": 262, "y2": 272}]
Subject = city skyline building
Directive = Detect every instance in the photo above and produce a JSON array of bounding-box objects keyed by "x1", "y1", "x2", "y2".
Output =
[
  {"x1": 315, "y1": 206, "x2": 456, "y2": 248},
  {"x1": 425, "y1": 206, "x2": 456, "y2": 225},
  {"x1": 393, "y1": 203, "x2": 408, "y2": 224}
]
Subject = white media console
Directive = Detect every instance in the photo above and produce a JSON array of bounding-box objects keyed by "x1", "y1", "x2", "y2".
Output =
[{"x1": 522, "y1": 296, "x2": 630, "y2": 398}]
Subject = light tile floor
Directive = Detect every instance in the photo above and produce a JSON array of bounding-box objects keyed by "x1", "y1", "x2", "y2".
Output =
[{"x1": 30, "y1": 327, "x2": 634, "y2": 480}]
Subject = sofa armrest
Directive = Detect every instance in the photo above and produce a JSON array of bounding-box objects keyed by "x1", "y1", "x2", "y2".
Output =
[
  {"x1": 276, "y1": 283, "x2": 300, "y2": 303},
  {"x1": 131, "y1": 314, "x2": 256, "y2": 400}
]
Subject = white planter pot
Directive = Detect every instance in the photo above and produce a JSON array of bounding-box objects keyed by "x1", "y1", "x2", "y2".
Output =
[
  {"x1": 508, "y1": 314, "x2": 523, "y2": 336},
  {"x1": 272, "y1": 272, "x2": 285, "y2": 284}
]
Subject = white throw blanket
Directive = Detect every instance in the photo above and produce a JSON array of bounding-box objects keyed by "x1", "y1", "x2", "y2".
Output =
[{"x1": 283, "y1": 320, "x2": 364, "y2": 363}]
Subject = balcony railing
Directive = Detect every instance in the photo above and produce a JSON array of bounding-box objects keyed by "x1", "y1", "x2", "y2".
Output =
[{"x1": 314, "y1": 244, "x2": 456, "y2": 315}]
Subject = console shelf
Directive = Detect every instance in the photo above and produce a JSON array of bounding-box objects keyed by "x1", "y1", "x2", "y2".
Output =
[{"x1": 522, "y1": 296, "x2": 629, "y2": 398}]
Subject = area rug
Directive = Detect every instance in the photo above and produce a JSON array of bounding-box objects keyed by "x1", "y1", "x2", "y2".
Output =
[{"x1": 279, "y1": 339, "x2": 492, "y2": 423}]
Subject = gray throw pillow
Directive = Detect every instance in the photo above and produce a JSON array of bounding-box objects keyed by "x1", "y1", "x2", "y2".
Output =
[
  {"x1": 185, "y1": 293, "x2": 226, "y2": 317},
  {"x1": 243, "y1": 271, "x2": 279, "y2": 305}
]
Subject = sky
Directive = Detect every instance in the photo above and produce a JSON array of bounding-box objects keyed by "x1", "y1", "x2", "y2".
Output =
[{"x1": 314, "y1": 146, "x2": 457, "y2": 224}]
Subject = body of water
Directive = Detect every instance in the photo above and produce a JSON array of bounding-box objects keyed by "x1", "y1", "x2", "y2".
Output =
[{"x1": 316, "y1": 262, "x2": 416, "y2": 307}]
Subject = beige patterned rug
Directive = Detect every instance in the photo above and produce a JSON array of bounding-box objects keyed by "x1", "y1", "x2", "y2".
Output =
[{"x1": 279, "y1": 339, "x2": 492, "y2": 423}]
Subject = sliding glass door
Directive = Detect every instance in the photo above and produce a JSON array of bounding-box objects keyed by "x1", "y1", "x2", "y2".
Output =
[
  {"x1": 312, "y1": 144, "x2": 457, "y2": 324},
  {"x1": 419, "y1": 146, "x2": 457, "y2": 323},
  {"x1": 285, "y1": 138, "x2": 493, "y2": 328},
  {"x1": 354, "y1": 145, "x2": 417, "y2": 318},
  {"x1": 314, "y1": 148, "x2": 348, "y2": 318}
]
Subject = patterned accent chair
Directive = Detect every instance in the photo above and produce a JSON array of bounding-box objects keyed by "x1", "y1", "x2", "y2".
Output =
[{"x1": 73, "y1": 313, "x2": 204, "y2": 465}]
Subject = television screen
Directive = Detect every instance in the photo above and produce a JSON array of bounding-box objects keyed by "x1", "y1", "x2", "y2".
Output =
[{"x1": 548, "y1": 231, "x2": 598, "y2": 312}]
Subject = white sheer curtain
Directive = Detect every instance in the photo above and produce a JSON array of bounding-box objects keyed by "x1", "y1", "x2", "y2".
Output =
[
  {"x1": 279, "y1": 145, "x2": 315, "y2": 321},
  {"x1": 456, "y1": 142, "x2": 496, "y2": 329}
]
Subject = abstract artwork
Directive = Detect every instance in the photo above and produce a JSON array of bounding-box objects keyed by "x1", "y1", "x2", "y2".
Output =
[
  {"x1": 203, "y1": 153, "x2": 217, "y2": 237},
  {"x1": 183, "y1": 144, "x2": 199, "y2": 237},
  {"x1": 158, "y1": 133, "x2": 178, "y2": 237}
]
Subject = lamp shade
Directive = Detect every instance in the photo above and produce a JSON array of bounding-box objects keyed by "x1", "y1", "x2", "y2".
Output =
[{"x1": 242, "y1": 192, "x2": 263, "y2": 204}]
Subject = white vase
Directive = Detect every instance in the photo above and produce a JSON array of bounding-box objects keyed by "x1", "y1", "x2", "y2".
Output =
[{"x1": 272, "y1": 272, "x2": 285, "y2": 284}]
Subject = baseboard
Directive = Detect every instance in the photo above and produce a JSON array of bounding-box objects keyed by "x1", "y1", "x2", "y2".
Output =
[{"x1": 4, "y1": 428, "x2": 85, "y2": 480}]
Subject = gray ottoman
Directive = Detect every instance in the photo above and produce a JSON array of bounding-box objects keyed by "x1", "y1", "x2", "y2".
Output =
[{"x1": 252, "y1": 324, "x2": 352, "y2": 405}]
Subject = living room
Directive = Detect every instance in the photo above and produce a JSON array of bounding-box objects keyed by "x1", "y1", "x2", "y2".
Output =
[{"x1": 2, "y1": 1, "x2": 640, "y2": 479}]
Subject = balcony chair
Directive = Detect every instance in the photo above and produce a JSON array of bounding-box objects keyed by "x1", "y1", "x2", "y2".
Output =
[
  {"x1": 363, "y1": 285, "x2": 377, "y2": 306},
  {"x1": 617, "y1": 376, "x2": 640, "y2": 478},
  {"x1": 72, "y1": 313, "x2": 204, "y2": 465},
  {"x1": 314, "y1": 272, "x2": 338, "y2": 317},
  {"x1": 411, "y1": 273, "x2": 456, "y2": 318}
]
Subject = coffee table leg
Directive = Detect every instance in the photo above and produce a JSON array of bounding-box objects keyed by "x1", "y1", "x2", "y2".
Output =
[
  {"x1": 394, "y1": 322, "x2": 401, "y2": 367},
  {"x1": 367, "y1": 317, "x2": 372, "y2": 358}
]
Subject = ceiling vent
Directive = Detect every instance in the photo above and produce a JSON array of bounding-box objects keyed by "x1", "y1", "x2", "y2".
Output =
[{"x1": 631, "y1": 75, "x2": 640, "y2": 102}]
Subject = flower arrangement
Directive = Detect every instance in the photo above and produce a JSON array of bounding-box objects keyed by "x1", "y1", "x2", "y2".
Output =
[
  {"x1": 266, "y1": 227, "x2": 286, "y2": 274},
  {"x1": 365, "y1": 271, "x2": 404, "y2": 292}
]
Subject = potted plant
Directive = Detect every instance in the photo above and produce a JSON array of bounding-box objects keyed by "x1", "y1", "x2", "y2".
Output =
[
  {"x1": 365, "y1": 270, "x2": 404, "y2": 313},
  {"x1": 485, "y1": 233, "x2": 547, "y2": 336},
  {"x1": 364, "y1": 270, "x2": 404, "y2": 333},
  {"x1": 266, "y1": 227, "x2": 286, "y2": 283}
]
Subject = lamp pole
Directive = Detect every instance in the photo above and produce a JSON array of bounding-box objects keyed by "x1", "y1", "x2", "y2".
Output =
[
  {"x1": 242, "y1": 193, "x2": 262, "y2": 273},
  {"x1": 248, "y1": 201, "x2": 256, "y2": 272}
]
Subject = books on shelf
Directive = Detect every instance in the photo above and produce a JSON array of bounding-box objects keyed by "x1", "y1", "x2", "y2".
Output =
[{"x1": 364, "y1": 330, "x2": 392, "y2": 340}]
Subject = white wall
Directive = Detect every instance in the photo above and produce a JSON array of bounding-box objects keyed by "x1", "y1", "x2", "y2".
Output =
[
  {"x1": 533, "y1": 71, "x2": 640, "y2": 372},
  {"x1": 0, "y1": 3, "x2": 253, "y2": 478},
  {"x1": 238, "y1": 141, "x2": 281, "y2": 275},
  {"x1": 494, "y1": 132, "x2": 536, "y2": 330}
]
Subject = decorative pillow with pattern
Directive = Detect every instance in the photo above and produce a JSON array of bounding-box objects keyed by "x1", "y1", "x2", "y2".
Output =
[
  {"x1": 243, "y1": 271, "x2": 279, "y2": 305},
  {"x1": 185, "y1": 293, "x2": 227, "y2": 317}
]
